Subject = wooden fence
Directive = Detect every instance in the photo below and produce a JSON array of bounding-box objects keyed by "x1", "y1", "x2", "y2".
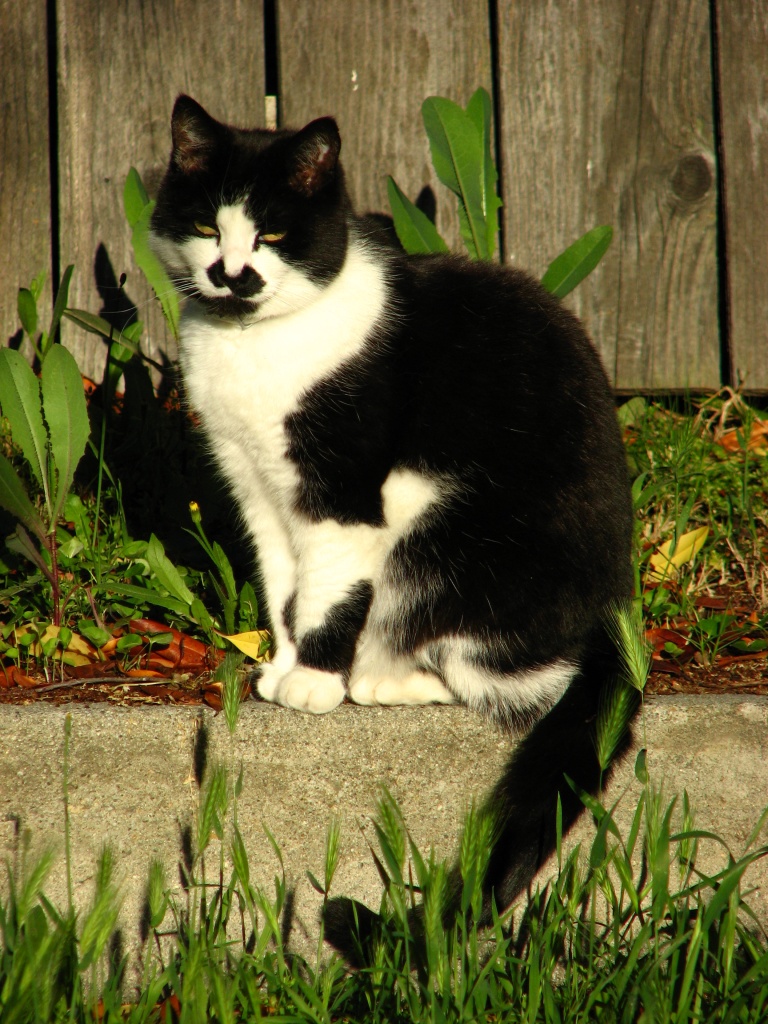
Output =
[{"x1": 2, "y1": 0, "x2": 767, "y2": 391}]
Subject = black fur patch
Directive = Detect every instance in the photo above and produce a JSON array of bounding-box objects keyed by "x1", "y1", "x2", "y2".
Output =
[{"x1": 297, "y1": 581, "x2": 373, "y2": 675}]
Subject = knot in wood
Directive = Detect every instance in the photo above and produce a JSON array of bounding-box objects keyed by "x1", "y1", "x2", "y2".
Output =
[{"x1": 671, "y1": 154, "x2": 713, "y2": 203}]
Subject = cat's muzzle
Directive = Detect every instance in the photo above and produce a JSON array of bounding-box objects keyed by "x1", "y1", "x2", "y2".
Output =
[{"x1": 206, "y1": 259, "x2": 265, "y2": 299}]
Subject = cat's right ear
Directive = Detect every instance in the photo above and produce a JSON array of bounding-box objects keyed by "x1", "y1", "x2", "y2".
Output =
[
  {"x1": 170, "y1": 95, "x2": 220, "y2": 174},
  {"x1": 287, "y1": 118, "x2": 341, "y2": 197}
]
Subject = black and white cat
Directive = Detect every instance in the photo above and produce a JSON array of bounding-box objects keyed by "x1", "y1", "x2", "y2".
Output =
[{"x1": 150, "y1": 95, "x2": 635, "y2": 933}]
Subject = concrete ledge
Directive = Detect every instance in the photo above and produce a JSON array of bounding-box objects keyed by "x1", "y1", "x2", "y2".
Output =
[{"x1": 2, "y1": 696, "x2": 767, "y2": 965}]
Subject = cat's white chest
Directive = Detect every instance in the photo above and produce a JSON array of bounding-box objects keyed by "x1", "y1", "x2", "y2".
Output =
[{"x1": 179, "y1": 241, "x2": 388, "y2": 496}]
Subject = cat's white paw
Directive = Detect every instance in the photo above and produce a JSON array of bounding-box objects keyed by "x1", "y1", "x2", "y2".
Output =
[
  {"x1": 348, "y1": 671, "x2": 455, "y2": 707},
  {"x1": 255, "y1": 663, "x2": 283, "y2": 703},
  {"x1": 255, "y1": 649, "x2": 298, "y2": 703},
  {"x1": 274, "y1": 667, "x2": 346, "y2": 714}
]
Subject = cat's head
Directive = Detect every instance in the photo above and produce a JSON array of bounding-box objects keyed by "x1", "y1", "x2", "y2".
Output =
[{"x1": 150, "y1": 95, "x2": 350, "y2": 320}]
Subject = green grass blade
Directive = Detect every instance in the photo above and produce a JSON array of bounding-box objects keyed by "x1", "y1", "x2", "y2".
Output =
[
  {"x1": 386, "y1": 176, "x2": 449, "y2": 254},
  {"x1": 702, "y1": 858, "x2": 750, "y2": 932},
  {"x1": 40, "y1": 344, "x2": 91, "y2": 527},
  {"x1": 466, "y1": 87, "x2": 502, "y2": 260},
  {"x1": 541, "y1": 225, "x2": 613, "y2": 298},
  {"x1": 422, "y1": 96, "x2": 488, "y2": 259},
  {"x1": 0, "y1": 348, "x2": 49, "y2": 500}
]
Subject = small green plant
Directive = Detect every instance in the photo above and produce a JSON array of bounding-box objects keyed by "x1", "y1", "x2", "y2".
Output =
[
  {"x1": 0, "y1": 340, "x2": 91, "y2": 626},
  {"x1": 388, "y1": 88, "x2": 613, "y2": 297},
  {"x1": 16, "y1": 266, "x2": 74, "y2": 363}
]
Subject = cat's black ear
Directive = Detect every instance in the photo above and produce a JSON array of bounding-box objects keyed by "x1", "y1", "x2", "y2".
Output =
[
  {"x1": 170, "y1": 95, "x2": 220, "y2": 174},
  {"x1": 287, "y1": 118, "x2": 341, "y2": 197}
]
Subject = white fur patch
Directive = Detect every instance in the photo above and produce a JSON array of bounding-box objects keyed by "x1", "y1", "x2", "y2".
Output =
[
  {"x1": 263, "y1": 665, "x2": 346, "y2": 714},
  {"x1": 426, "y1": 637, "x2": 577, "y2": 718},
  {"x1": 349, "y1": 671, "x2": 455, "y2": 706},
  {"x1": 216, "y1": 204, "x2": 257, "y2": 278},
  {"x1": 381, "y1": 469, "x2": 441, "y2": 534},
  {"x1": 176, "y1": 237, "x2": 391, "y2": 681}
]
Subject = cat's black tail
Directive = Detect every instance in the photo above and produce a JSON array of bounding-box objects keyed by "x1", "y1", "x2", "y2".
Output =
[{"x1": 323, "y1": 639, "x2": 638, "y2": 964}]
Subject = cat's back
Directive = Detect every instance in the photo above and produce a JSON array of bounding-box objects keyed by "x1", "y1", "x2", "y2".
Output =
[
  {"x1": 381, "y1": 250, "x2": 624, "y2": 475},
  {"x1": 392, "y1": 252, "x2": 608, "y2": 393}
]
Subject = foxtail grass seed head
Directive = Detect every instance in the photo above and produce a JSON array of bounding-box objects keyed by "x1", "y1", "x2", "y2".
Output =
[
  {"x1": 324, "y1": 816, "x2": 341, "y2": 895},
  {"x1": 221, "y1": 655, "x2": 242, "y2": 735},
  {"x1": 147, "y1": 858, "x2": 168, "y2": 929},
  {"x1": 607, "y1": 599, "x2": 651, "y2": 692},
  {"x1": 596, "y1": 679, "x2": 638, "y2": 772},
  {"x1": 197, "y1": 763, "x2": 228, "y2": 856}
]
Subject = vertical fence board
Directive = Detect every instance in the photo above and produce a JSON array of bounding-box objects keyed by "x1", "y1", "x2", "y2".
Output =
[
  {"x1": 56, "y1": 0, "x2": 265, "y2": 379},
  {"x1": 276, "y1": 0, "x2": 492, "y2": 250},
  {"x1": 715, "y1": 2, "x2": 768, "y2": 392},
  {"x1": 496, "y1": 0, "x2": 718, "y2": 391},
  {"x1": 1, "y1": 0, "x2": 52, "y2": 351}
]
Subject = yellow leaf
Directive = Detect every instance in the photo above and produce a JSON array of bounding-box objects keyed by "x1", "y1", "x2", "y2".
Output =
[
  {"x1": 647, "y1": 526, "x2": 709, "y2": 581},
  {"x1": 221, "y1": 629, "x2": 271, "y2": 662},
  {"x1": 14, "y1": 625, "x2": 96, "y2": 666}
]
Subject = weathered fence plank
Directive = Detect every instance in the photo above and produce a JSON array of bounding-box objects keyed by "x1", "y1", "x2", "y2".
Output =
[
  {"x1": 55, "y1": 0, "x2": 265, "y2": 379},
  {"x1": 714, "y1": 2, "x2": 768, "y2": 392},
  {"x1": 276, "y1": 0, "x2": 493, "y2": 250},
  {"x1": 496, "y1": 0, "x2": 719, "y2": 391},
  {"x1": 1, "y1": 0, "x2": 52, "y2": 352},
  {"x1": 3, "y1": 1, "x2": 766, "y2": 395}
]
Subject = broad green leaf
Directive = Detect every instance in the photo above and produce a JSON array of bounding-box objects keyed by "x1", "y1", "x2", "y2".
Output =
[
  {"x1": 0, "y1": 348, "x2": 49, "y2": 499},
  {"x1": 96, "y1": 579, "x2": 187, "y2": 615},
  {"x1": 41, "y1": 344, "x2": 91, "y2": 525},
  {"x1": 29, "y1": 269, "x2": 47, "y2": 303},
  {"x1": 190, "y1": 597, "x2": 218, "y2": 640},
  {"x1": 123, "y1": 167, "x2": 150, "y2": 228},
  {"x1": 45, "y1": 264, "x2": 75, "y2": 356},
  {"x1": 17, "y1": 288, "x2": 38, "y2": 338},
  {"x1": 105, "y1": 321, "x2": 143, "y2": 400},
  {"x1": 422, "y1": 96, "x2": 488, "y2": 259},
  {"x1": 465, "y1": 87, "x2": 502, "y2": 260},
  {"x1": 386, "y1": 176, "x2": 449, "y2": 255},
  {"x1": 64, "y1": 493, "x2": 93, "y2": 551},
  {"x1": 133, "y1": 203, "x2": 180, "y2": 339},
  {"x1": 125, "y1": 169, "x2": 180, "y2": 340},
  {"x1": 0, "y1": 454, "x2": 47, "y2": 540},
  {"x1": 211, "y1": 540, "x2": 237, "y2": 599},
  {"x1": 541, "y1": 225, "x2": 613, "y2": 298},
  {"x1": 146, "y1": 533, "x2": 195, "y2": 606},
  {"x1": 63, "y1": 308, "x2": 116, "y2": 341}
]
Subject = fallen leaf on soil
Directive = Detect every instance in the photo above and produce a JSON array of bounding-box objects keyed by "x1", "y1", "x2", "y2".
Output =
[
  {"x1": 647, "y1": 526, "x2": 709, "y2": 582},
  {"x1": 13, "y1": 624, "x2": 98, "y2": 667},
  {"x1": 716, "y1": 418, "x2": 768, "y2": 453},
  {"x1": 0, "y1": 664, "x2": 38, "y2": 688},
  {"x1": 221, "y1": 629, "x2": 271, "y2": 661}
]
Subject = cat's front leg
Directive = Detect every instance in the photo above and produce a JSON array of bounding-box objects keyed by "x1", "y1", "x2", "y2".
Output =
[
  {"x1": 233, "y1": 482, "x2": 301, "y2": 701},
  {"x1": 267, "y1": 519, "x2": 382, "y2": 713}
]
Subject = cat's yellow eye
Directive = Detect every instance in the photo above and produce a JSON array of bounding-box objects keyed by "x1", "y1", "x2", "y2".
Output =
[
  {"x1": 194, "y1": 222, "x2": 218, "y2": 237},
  {"x1": 261, "y1": 231, "x2": 286, "y2": 244}
]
